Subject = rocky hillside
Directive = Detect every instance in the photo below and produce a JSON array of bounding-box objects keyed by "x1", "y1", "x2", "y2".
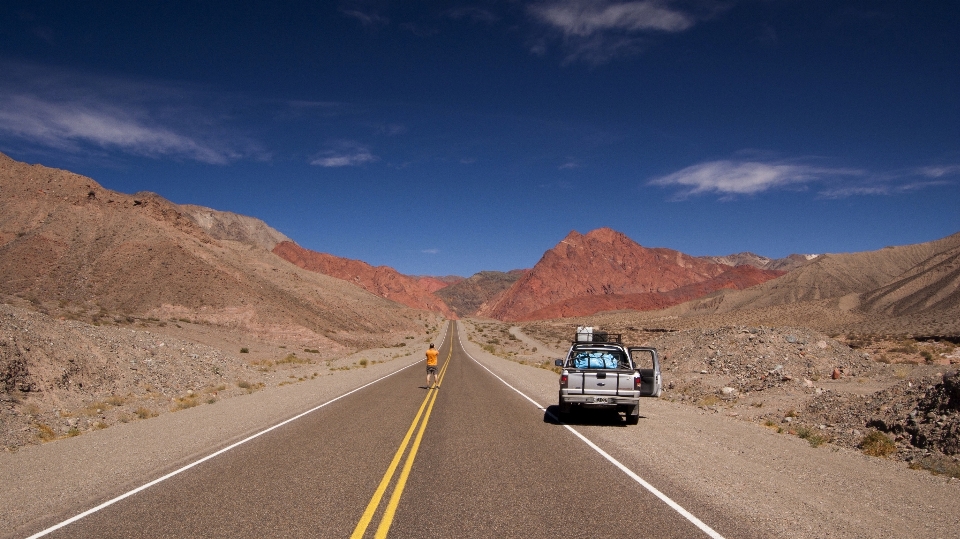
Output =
[
  {"x1": 0, "y1": 152, "x2": 429, "y2": 348},
  {"x1": 666, "y1": 231, "x2": 960, "y2": 329},
  {"x1": 477, "y1": 228, "x2": 784, "y2": 321},
  {"x1": 179, "y1": 204, "x2": 291, "y2": 250},
  {"x1": 272, "y1": 241, "x2": 456, "y2": 318},
  {"x1": 435, "y1": 270, "x2": 525, "y2": 317}
]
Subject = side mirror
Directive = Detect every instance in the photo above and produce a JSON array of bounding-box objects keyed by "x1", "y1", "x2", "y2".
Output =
[{"x1": 554, "y1": 359, "x2": 564, "y2": 367}]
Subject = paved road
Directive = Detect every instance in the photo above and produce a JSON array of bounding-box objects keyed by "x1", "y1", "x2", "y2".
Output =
[{"x1": 27, "y1": 321, "x2": 744, "y2": 538}]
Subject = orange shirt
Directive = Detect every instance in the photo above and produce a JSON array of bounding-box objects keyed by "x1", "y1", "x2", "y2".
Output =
[{"x1": 425, "y1": 348, "x2": 439, "y2": 366}]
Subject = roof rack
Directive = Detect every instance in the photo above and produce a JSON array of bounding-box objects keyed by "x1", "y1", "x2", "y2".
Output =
[{"x1": 573, "y1": 330, "x2": 621, "y2": 344}]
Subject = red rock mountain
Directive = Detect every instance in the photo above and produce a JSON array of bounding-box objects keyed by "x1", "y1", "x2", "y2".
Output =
[
  {"x1": 272, "y1": 241, "x2": 457, "y2": 318},
  {"x1": 415, "y1": 275, "x2": 464, "y2": 293},
  {"x1": 477, "y1": 228, "x2": 785, "y2": 321}
]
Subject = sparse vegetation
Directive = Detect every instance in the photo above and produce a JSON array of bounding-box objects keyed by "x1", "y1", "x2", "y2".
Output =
[
  {"x1": 35, "y1": 423, "x2": 57, "y2": 442},
  {"x1": 908, "y1": 456, "x2": 960, "y2": 479},
  {"x1": 240, "y1": 347, "x2": 249, "y2": 353},
  {"x1": 793, "y1": 425, "x2": 830, "y2": 448},
  {"x1": 860, "y1": 430, "x2": 897, "y2": 457},
  {"x1": 135, "y1": 407, "x2": 157, "y2": 419}
]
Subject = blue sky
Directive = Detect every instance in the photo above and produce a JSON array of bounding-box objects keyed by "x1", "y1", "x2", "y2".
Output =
[{"x1": 1, "y1": 1, "x2": 958, "y2": 276}]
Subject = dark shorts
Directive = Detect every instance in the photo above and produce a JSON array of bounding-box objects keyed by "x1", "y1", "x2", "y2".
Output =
[{"x1": 426, "y1": 365, "x2": 438, "y2": 374}]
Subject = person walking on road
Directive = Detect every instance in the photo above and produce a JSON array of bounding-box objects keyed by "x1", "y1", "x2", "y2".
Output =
[{"x1": 425, "y1": 343, "x2": 439, "y2": 389}]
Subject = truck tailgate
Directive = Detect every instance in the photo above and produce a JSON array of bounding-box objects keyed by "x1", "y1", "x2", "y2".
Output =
[{"x1": 568, "y1": 371, "x2": 633, "y2": 396}]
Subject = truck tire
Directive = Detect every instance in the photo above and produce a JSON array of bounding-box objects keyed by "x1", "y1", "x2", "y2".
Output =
[
  {"x1": 626, "y1": 403, "x2": 640, "y2": 425},
  {"x1": 558, "y1": 393, "x2": 571, "y2": 419}
]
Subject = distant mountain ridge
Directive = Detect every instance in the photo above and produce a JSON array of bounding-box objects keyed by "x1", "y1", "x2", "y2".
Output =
[
  {"x1": 699, "y1": 252, "x2": 817, "y2": 272},
  {"x1": 435, "y1": 270, "x2": 526, "y2": 318}
]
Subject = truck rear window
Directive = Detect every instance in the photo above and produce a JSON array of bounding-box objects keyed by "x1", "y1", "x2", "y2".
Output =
[{"x1": 570, "y1": 351, "x2": 627, "y2": 369}]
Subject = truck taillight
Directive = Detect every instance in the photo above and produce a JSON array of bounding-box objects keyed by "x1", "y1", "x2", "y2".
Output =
[
  {"x1": 560, "y1": 374, "x2": 568, "y2": 388},
  {"x1": 633, "y1": 373, "x2": 642, "y2": 390}
]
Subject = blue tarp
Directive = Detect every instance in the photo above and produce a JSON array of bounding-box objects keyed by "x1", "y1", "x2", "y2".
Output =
[{"x1": 571, "y1": 351, "x2": 621, "y2": 369}]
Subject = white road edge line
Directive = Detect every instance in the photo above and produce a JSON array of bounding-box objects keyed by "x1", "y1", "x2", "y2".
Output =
[
  {"x1": 456, "y1": 328, "x2": 726, "y2": 539},
  {"x1": 25, "y1": 327, "x2": 451, "y2": 539}
]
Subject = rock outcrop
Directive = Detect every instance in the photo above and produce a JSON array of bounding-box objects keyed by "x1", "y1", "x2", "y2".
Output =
[{"x1": 272, "y1": 241, "x2": 456, "y2": 318}]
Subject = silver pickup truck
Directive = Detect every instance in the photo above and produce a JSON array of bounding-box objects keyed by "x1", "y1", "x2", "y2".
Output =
[{"x1": 554, "y1": 330, "x2": 661, "y2": 424}]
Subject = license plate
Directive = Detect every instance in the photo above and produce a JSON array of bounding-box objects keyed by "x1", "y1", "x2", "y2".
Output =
[{"x1": 592, "y1": 397, "x2": 608, "y2": 403}]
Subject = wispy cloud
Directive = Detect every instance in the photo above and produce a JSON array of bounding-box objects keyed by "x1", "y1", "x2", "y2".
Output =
[
  {"x1": 650, "y1": 159, "x2": 957, "y2": 199},
  {"x1": 0, "y1": 95, "x2": 236, "y2": 164},
  {"x1": 649, "y1": 160, "x2": 859, "y2": 197},
  {"x1": 527, "y1": 0, "x2": 721, "y2": 63},
  {"x1": 421, "y1": 248, "x2": 440, "y2": 254},
  {"x1": 340, "y1": 0, "x2": 389, "y2": 28},
  {"x1": 919, "y1": 164, "x2": 960, "y2": 178},
  {"x1": 446, "y1": 7, "x2": 499, "y2": 24},
  {"x1": 310, "y1": 141, "x2": 378, "y2": 167},
  {"x1": 530, "y1": 0, "x2": 695, "y2": 36},
  {"x1": 0, "y1": 62, "x2": 265, "y2": 164}
]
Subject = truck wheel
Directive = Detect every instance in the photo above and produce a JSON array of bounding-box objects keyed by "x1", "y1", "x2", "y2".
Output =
[
  {"x1": 626, "y1": 404, "x2": 640, "y2": 425},
  {"x1": 558, "y1": 394, "x2": 571, "y2": 419}
]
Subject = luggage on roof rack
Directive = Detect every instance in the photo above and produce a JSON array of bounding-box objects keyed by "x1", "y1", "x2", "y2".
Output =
[{"x1": 574, "y1": 326, "x2": 621, "y2": 343}]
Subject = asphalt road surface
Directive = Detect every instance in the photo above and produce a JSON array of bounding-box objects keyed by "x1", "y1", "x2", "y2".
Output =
[{"x1": 26, "y1": 321, "x2": 748, "y2": 538}]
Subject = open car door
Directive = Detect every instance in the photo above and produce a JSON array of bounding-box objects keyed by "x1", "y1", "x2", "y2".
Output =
[{"x1": 629, "y1": 347, "x2": 662, "y2": 397}]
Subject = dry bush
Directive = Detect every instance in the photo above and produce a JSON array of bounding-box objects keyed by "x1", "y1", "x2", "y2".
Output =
[{"x1": 860, "y1": 430, "x2": 897, "y2": 457}]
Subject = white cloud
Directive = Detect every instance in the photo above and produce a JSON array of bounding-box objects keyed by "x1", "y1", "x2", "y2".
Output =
[
  {"x1": 0, "y1": 62, "x2": 264, "y2": 164},
  {"x1": 310, "y1": 142, "x2": 378, "y2": 167},
  {"x1": 649, "y1": 160, "x2": 856, "y2": 197},
  {"x1": 919, "y1": 164, "x2": 960, "y2": 178},
  {"x1": 651, "y1": 158, "x2": 954, "y2": 199},
  {"x1": 421, "y1": 248, "x2": 440, "y2": 254},
  {"x1": 527, "y1": 0, "x2": 718, "y2": 63},
  {"x1": 0, "y1": 95, "x2": 234, "y2": 164},
  {"x1": 529, "y1": 0, "x2": 694, "y2": 37}
]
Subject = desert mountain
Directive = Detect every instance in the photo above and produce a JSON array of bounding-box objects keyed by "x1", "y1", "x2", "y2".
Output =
[
  {"x1": 0, "y1": 152, "x2": 431, "y2": 350},
  {"x1": 700, "y1": 252, "x2": 817, "y2": 272},
  {"x1": 656, "y1": 231, "x2": 960, "y2": 336},
  {"x1": 272, "y1": 241, "x2": 457, "y2": 318},
  {"x1": 476, "y1": 228, "x2": 785, "y2": 321},
  {"x1": 435, "y1": 270, "x2": 526, "y2": 318},
  {"x1": 179, "y1": 204, "x2": 291, "y2": 250}
]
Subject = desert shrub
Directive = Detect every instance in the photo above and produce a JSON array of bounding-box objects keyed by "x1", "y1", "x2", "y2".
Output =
[
  {"x1": 794, "y1": 425, "x2": 829, "y2": 448},
  {"x1": 237, "y1": 380, "x2": 252, "y2": 389},
  {"x1": 277, "y1": 353, "x2": 309, "y2": 365},
  {"x1": 240, "y1": 347, "x2": 249, "y2": 353},
  {"x1": 359, "y1": 359, "x2": 368, "y2": 367},
  {"x1": 36, "y1": 423, "x2": 57, "y2": 442},
  {"x1": 135, "y1": 407, "x2": 157, "y2": 419},
  {"x1": 860, "y1": 430, "x2": 896, "y2": 457},
  {"x1": 909, "y1": 456, "x2": 960, "y2": 479}
]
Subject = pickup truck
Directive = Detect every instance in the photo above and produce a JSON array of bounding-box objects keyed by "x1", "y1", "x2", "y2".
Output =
[{"x1": 554, "y1": 329, "x2": 661, "y2": 424}]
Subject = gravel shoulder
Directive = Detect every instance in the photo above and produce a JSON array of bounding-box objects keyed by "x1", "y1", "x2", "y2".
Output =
[
  {"x1": 0, "y1": 328, "x2": 446, "y2": 539},
  {"x1": 457, "y1": 320, "x2": 960, "y2": 539}
]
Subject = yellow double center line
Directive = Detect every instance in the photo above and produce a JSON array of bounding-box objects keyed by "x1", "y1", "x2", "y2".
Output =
[{"x1": 350, "y1": 344, "x2": 452, "y2": 539}]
